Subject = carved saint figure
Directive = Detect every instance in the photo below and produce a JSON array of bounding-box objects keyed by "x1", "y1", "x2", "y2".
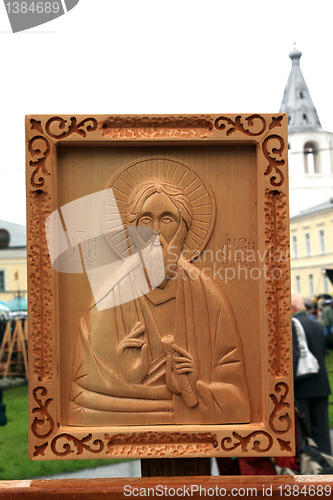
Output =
[{"x1": 69, "y1": 177, "x2": 251, "y2": 426}]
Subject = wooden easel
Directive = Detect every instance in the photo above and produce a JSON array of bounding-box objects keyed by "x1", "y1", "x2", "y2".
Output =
[
  {"x1": 0, "y1": 320, "x2": 28, "y2": 379},
  {"x1": 0, "y1": 321, "x2": 12, "y2": 367},
  {"x1": 23, "y1": 318, "x2": 28, "y2": 341}
]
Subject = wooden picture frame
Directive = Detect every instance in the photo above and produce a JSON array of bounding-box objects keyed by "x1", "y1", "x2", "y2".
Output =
[{"x1": 26, "y1": 113, "x2": 293, "y2": 461}]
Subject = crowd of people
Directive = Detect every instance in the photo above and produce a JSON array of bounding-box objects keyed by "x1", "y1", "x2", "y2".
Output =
[
  {"x1": 292, "y1": 293, "x2": 331, "y2": 455},
  {"x1": 216, "y1": 291, "x2": 333, "y2": 476}
]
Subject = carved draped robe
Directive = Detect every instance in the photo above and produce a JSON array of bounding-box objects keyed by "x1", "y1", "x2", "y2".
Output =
[{"x1": 69, "y1": 256, "x2": 251, "y2": 426}]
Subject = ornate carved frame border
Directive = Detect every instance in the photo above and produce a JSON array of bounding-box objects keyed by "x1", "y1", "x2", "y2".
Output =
[{"x1": 26, "y1": 113, "x2": 294, "y2": 461}]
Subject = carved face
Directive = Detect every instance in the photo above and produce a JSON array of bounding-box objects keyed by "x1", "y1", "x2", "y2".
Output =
[
  {"x1": 137, "y1": 192, "x2": 180, "y2": 245},
  {"x1": 127, "y1": 191, "x2": 185, "y2": 288}
]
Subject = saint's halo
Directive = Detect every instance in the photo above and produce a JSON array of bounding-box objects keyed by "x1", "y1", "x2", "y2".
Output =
[{"x1": 101, "y1": 157, "x2": 216, "y2": 262}]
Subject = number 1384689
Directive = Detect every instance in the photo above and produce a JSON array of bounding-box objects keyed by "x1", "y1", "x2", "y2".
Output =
[
  {"x1": 278, "y1": 485, "x2": 332, "y2": 496},
  {"x1": 5, "y1": 2, "x2": 61, "y2": 14}
]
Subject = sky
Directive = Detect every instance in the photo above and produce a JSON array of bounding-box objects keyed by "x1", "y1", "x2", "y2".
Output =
[{"x1": 0, "y1": 0, "x2": 332, "y2": 226}]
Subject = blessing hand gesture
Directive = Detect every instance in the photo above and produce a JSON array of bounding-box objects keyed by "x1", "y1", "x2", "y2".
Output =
[{"x1": 117, "y1": 322, "x2": 149, "y2": 384}]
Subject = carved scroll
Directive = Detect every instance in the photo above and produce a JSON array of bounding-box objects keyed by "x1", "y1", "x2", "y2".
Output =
[
  {"x1": 33, "y1": 434, "x2": 104, "y2": 458},
  {"x1": 45, "y1": 116, "x2": 98, "y2": 139},
  {"x1": 31, "y1": 387, "x2": 54, "y2": 439},
  {"x1": 221, "y1": 431, "x2": 273, "y2": 453},
  {"x1": 269, "y1": 382, "x2": 292, "y2": 435},
  {"x1": 28, "y1": 116, "x2": 98, "y2": 188},
  {"x1": 51, "y1": 434, "x2": 104, "y2": 457},
  {"x1": 263, "y1": 134, "x2": 286, "y2": 187},
  {"x1": 264, "y1": 190, "x2": 290, "y2": 377},
  {"x1": 214, "y1": 114, "x2": 284, "y2": 137},
  {"x1": 214, "y1": 114, "x2": 266, "y2": 136},
  {"x1": 28, "y1": 134, "x2": 51, "y2": 189}
]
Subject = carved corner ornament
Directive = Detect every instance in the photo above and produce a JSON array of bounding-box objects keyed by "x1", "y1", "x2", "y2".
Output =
[{"x1": 26, "y1": 113, "x2": 294, "y2": 461}]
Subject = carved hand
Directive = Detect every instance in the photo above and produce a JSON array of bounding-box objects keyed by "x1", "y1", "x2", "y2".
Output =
[
  {"x1": 161, "y1": 336, "x2": 198, "y2": 408},
  {"x1": 171, "y1": 344, "x2": 197, "y2": 376},
  {"x1": 117, "y1": 322, "x2": 149, "y2": 384}
]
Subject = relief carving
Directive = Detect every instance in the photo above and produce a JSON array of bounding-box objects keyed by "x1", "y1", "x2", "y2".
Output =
[
  {"x1": 28, "y1": 190, "x2": 53, "y2": 382},
  {"x1": 277, "y1": 438, "x2": 292, "y2": 452},
  {"x1": 28, "y1": 134, "x2": 51, "y2": 188},
  {"x1": 105, "y1": 442, "x2": 216, "y2": 458},
  {"x1": 221, "y1": 431, "x2": 273, "y2": 453},
  {"x1": 268, "y1": 116, "x2": 284, "y2": 130},
  {"x1": 28, "y1": 116, "x2": 98, "y2": 188},
  {"x1": 214, "y1": 114, "x2": 284, "y2": 137},
  {"x1": 31, "y1": 386, "x2": 54, "y2": 439},
  {"x1": 263, "y1": 134, "x2": 286, "y2": 187},
  {"x1": 106, "y1": 431, "x2": 218, "y2": 445},
  {"x1": 33, "y1": 434, "x2": 105, "y2": 458},
  {"x1": 62, "y1": 158, "x2": 251, "y2": 426},
  {"x1": 30, "y1": 119, "x2": 44, "y2": 134},
  {"x1": 105, "y1": 431, "x2": 218, "y2": 457},
  {"x1": 269, "y1": 382, "x2": 292, "y2": 435},
  {"x1": 50, "y1": 433, "x2": 104, "y2": 457},
  {"x1": 33, "y1": 442, "x2": 49, "y2": 457},
  {"x1": 264, "y1": 190, "x2": 290, "y2": 377},
  {"x1": 45, "y1": 116, "x2": 98, "y2": 139},
  {"x1": 100, "y1": 115, "x2": 214, "y2": 139},
  {"x1": 217, "y1": 235, "x2": 257, "y2": 270},
  {"x1": 26, "y1": 114, "x2": 294, "y2": 461},
  {"x1": 214, "y1": 114, "x2": 266, "y2": 136}
]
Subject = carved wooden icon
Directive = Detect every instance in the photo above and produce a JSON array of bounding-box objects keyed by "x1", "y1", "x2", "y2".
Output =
[{"x1": 26, "y1": 114, "x2": 294, "y2": 461}]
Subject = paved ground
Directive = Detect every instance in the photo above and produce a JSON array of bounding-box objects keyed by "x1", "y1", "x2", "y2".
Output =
[
  {"x1": 0, "y1": 376, "x2": 27, "y2": 390},
  {"x1": 39, "y1": 459, "x2": 220, "y2": 479}
]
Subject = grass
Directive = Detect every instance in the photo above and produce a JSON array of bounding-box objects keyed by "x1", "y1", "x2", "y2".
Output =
[{"x1": 0, "y1": 384, "x2": 124, "y2": 480}]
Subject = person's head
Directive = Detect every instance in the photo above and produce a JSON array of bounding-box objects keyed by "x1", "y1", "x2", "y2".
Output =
[
  {"x1": 317, "y1": 298, "x2": 325, "y2": 311},
  {"x1": 126, "y1": 178, "x2": 192, "y2": 287},
  {"x1": 291, "y1": 292, "x2": 306, "y2": 314},
  {"x1": 127, "y1": 178, "x2": 192, "y2": 238}
]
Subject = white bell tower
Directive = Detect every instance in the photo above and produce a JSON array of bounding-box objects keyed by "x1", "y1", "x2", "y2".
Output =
[{"x1": 280, "y1": 47, "x2": 333, "y2": 216}]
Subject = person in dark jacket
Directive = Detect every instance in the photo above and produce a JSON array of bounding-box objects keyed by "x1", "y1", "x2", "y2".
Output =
[{"x1": 292, "y1": 293, "x2": 331, "y2": 455}]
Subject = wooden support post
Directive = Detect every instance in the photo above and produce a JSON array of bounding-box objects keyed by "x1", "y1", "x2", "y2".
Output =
[
  {"x1": 23, "y1": 319, "x2": 28, "y2": 341},
  {"x1": 0, "y1": 321, "x2": 12, "y2": 375},
  {"x1": 141, "y1": 458, "x2": 211, "y2": 477}
]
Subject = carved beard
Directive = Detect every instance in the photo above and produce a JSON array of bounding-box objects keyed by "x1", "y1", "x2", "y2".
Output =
[
  {"x1": 140, "y1": 223, "x2": 186, "y2": 290},
  {"x1": 140, "y1": 236, "x2": 166, "y2": 289}
]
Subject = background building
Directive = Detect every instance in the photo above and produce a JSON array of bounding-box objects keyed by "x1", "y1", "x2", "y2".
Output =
[
  {"x1": 282, "y1": 47, "x2": 333, "y2": 297},
  {"x1": 290, "y1": 200, "x2": 333, "y2": 297},
  {"x1": 280, "y1": 46, "x2": 333, "y2": 217},
  {"x1": 0, "y1": 220, "x2": 27, "y2": 303}
]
